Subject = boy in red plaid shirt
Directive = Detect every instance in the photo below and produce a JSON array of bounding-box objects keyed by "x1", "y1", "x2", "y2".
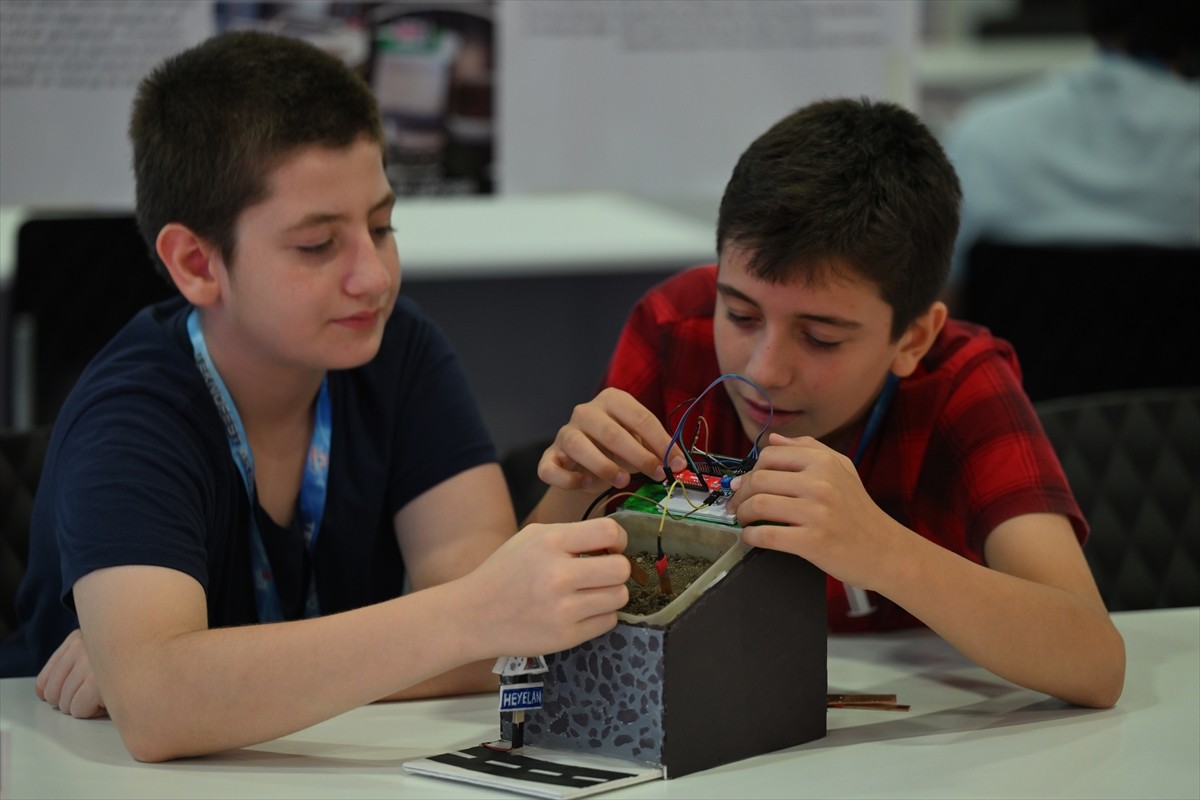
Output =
[{"x1": 528, "y1": 98, "x2": 1125, "y2": 709}]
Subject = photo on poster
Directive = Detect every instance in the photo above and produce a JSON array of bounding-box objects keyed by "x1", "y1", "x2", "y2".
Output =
[{"x1": 214, "y1": 1, "x2": 495, "y2": 196}]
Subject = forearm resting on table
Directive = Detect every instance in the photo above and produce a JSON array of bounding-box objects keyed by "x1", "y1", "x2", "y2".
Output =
[
  {"x1": 878, "y1": 523, "x2": 1125, "y2": 709},
  {"x1": 76, "y1": 569, "x2": 488, "y2": 762}
]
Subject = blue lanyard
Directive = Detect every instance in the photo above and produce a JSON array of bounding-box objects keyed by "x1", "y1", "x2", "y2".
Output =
[
  {"x1": 851, "y1": 372, "x2": 899, "y2": 468},
  {"x1": 186, "y1": 309, "x2": 331, "y2": 622}
]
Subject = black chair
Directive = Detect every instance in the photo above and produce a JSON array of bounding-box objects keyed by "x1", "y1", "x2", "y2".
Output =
[
  {"x1": 1036, "y1": 387, "x2": 1200, "y2": 611},
  {"x1": 4, "y1": 214, "x2": 176, "y2": 429},
  {"x1": 0, "y1": 426, "x2": 51, "y2": 642},
  {"x1": 962, "y1": 242, "x2": 1200, "y2": 403}
]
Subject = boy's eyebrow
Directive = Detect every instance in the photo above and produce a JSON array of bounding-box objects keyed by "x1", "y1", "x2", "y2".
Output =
[
  {"x1": 284, "y1": 191, "x2": 397, "y2": 231},
  {"x1": 717, "y1": 281, "x2": 863, "y2": 329},
  {"x1": 717, "y1": 282, "x2": 759, "y2": 307}
]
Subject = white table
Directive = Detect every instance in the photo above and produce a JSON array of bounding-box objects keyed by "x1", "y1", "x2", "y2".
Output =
[
  {"x1": 0, "y1": 191, "x2": 715, "y2": 285},
  {"x1": 2, "y1": 608, "x2": 1197, "y2": 800},
  {"x1": 391, "y1": 192, "x2": 715, "y2": 279}
]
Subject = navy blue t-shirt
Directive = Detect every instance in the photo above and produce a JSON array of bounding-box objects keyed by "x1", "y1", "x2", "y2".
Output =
[{"x1": 0, "y1": 295, "x2": 496, "y2": 676}]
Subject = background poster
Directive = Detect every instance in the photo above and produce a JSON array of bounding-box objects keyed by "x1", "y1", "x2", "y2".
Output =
[
  {"x1": 0, "y1": 0, "x2": 497, "y2": 205},
  {"x1": 0, "y1": 0, "x2": 213, "y2": 208},
  {"x1": 0, "y1": 0, "x2": 914, "y2": 208},
  {"x1": 498, "y1": 0, "x2": 915, "y2": 201}
]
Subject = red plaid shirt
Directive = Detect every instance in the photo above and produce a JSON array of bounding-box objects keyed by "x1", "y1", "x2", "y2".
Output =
[{"x1": 603, "y1": 265, "x2": 1086, "y2": 632}]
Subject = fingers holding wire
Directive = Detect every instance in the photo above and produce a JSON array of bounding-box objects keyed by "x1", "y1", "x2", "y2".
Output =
[
  {"x1": 591, "y1": 389, "x2": 685, "y2": 481},
  {"x1": 539, "y1": 424, "x2": 642, "y2": 491},
  {"x1": 539, "y1": 390, "x2": 681, "y2": 491}
]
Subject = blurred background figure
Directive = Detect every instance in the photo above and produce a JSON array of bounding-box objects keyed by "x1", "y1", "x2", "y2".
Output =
[{"x1": 943, "y1": 0, "x2": 1199, "y2": 301}]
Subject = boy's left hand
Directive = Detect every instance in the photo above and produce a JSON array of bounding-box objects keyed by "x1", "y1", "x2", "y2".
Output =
[
  {"x1": 35, "y1": 628, "x2": 107, "y2": 719},
  {"x1": 727, "y1": 433, "x2": 905, "y2": 590}
]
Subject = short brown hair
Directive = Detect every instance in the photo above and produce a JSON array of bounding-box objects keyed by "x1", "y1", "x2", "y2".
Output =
[
  {"x1": 717, "y1": 98, "x2": 961, "y2": 339},
  {"x1": 130, "y1": 30, "x2": 384, "y2": 275}
]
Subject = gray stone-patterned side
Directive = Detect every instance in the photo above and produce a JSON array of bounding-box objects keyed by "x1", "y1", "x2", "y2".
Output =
[{"x1": 523, "y1": 623, "x2": 666, "y2": 765}]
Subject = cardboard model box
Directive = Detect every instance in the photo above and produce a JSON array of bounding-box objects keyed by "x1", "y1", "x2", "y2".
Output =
[{"x1": 515, "y1": 508, "x2": 827, "y2": 778}]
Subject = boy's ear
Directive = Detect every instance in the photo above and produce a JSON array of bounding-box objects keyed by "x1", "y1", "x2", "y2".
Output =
[
  {"x1": 156, "y1": 223, "x2": 223, "y2": 307},
  {"x1": 890, "y1": 301, "x2": 948, "y2": 378}
]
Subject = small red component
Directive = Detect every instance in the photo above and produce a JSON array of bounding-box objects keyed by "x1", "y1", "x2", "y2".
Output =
[{"x1": 673, "y1": 469, "x2": 720, "y2": 492}]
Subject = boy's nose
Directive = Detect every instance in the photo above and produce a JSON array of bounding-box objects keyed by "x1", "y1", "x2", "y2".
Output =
[
  {"x1": 346, "y1": 237, "x2": 395, "y2": 297},
  {"x1": 744, "y1": 339, "x2": 793, "y2": 389}
]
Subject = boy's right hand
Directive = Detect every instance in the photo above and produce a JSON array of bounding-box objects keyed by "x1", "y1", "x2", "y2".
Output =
[
  {"x1": 465, "y1": 518, "x2": 631, "y2": 658},
  {"x1": 538, "y1": 388, "x2": 686, "y2": 493}
]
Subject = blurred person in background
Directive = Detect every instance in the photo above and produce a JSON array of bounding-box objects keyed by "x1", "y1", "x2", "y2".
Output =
[{"x1": 943, "y1": 0, "x2": 1199, "y2": 304}]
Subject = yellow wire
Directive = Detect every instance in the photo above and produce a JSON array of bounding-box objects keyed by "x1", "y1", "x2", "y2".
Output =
[
  {"x1": 584, "y1": 483, "x2": 715, "y2": 529},
  {"x1": 659, "y1": 480, "x2": 683, "y2": 532},
  {"x1": 657, "y1": 478, "x2": 713, "y2": 532},
  {"x1": 583, "y1": 489, "x2": 687, "y2": 521}
]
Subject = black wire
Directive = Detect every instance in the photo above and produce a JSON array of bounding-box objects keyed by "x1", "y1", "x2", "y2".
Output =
[
  {"x1": 666, "y1": 397, "x2": 699, "y2": 434},
  {"x1": 664, "y1": 398, "x2": 707, "y2": 479},
  {"x1": 580, "y1": 486, "x2": 619, "y2": 521}
]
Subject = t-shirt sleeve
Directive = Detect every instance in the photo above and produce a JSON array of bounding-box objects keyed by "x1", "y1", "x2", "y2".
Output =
[
  {"x1": 602, "y1": 267, "x2": 721, "y2": 420},
  {"x1": 933, "y1": 353, "x2": 1087, "y2": 557},
  {"x1": 49, "y1": 397, "x2": 219, "y2": 608},
  {"x1": 602, "y1": 287, "x2": 666, "y2": 408},
  {"x1": 383, "y1": 301, "x2": 498, "y2": 514}
]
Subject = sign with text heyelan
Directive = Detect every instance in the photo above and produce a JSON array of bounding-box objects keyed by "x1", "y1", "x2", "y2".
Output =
[{"x1": 499, "y1": 682, "x2": 544, "y2": 712}]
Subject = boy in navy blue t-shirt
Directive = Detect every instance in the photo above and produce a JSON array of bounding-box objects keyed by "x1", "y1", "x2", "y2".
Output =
[{"x1": 0, "y1": 31, "x2": 630, "y2": 762}]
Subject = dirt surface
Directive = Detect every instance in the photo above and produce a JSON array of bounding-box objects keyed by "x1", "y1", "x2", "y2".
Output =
[{"x1": 622, "y1": 552, "x2": 714, "y2": 616}]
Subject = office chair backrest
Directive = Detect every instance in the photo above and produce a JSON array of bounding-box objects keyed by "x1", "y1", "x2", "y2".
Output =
[
  {"x1": 1036, "y1": 387, "x2": 1200, "y2": 611},
  {"x1": 963, "y1": 242, "x2": 1200, "y2": 403},
  {"x1": 6, "y1": 215, "x2": 176, "y2": 429},
  {"x1": 0, "y1": 426, "x2": 51, "y2": 642}
]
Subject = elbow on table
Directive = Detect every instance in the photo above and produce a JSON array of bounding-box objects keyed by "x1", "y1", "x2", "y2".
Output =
[
  {"x1": 1072, "y1": 628, "x2": 1127, "y2": 710},
  {"x1": 114, "y1": 714, "x2": 190, "y2": 763},
  {"x1": 106, "y1": 694, "x2": 203, "y2": 763},
  {"x1": 125, "y1": 739, "x2": 178, "y2": 764},
  {"x1": 1077, "y1": 673, "x2": 1124, "y2": 710},
  {"x1": 1088, "y1": 658, "x2": 1126, "y2": 710},
  {"x1": 113, "y1": 729, "x2": 178, "y2": 763}
]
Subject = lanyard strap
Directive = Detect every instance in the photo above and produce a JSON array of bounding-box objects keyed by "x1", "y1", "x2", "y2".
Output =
[
  {"x1": 851, "y1": 372, "x2": 900, "y2": 468},
  {"x1": 843, "y1": 371, "x2": 900, "y2": 617},
  {"x1": 187, "y1": 309, "x2": 330, "y2": 622}
]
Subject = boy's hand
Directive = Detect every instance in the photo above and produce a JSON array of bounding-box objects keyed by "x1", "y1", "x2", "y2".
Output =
[
  {"x1": 728, "y1": 433, "x2": 905, "y2": 591},
  {"x1": 538, "y1": 388, "x2": 686, "y2": 493},
  {"x1": 464, "y1": 518, "x2": 631, "y2": 658},
  {"x1": 35, "y1": 628, "x2": 107, "y2": 719}
]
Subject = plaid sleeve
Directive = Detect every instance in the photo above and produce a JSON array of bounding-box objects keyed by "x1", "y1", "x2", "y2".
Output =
[
  {"x1": 919, "y1": 342, "x2": 1087, "y2": 560},
  {"x1": 602, "y1": 284, "x2": 669, "y2": 418},
  {"x1": 602, "y1": 266, "x2": 721, "y2": 424}
]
